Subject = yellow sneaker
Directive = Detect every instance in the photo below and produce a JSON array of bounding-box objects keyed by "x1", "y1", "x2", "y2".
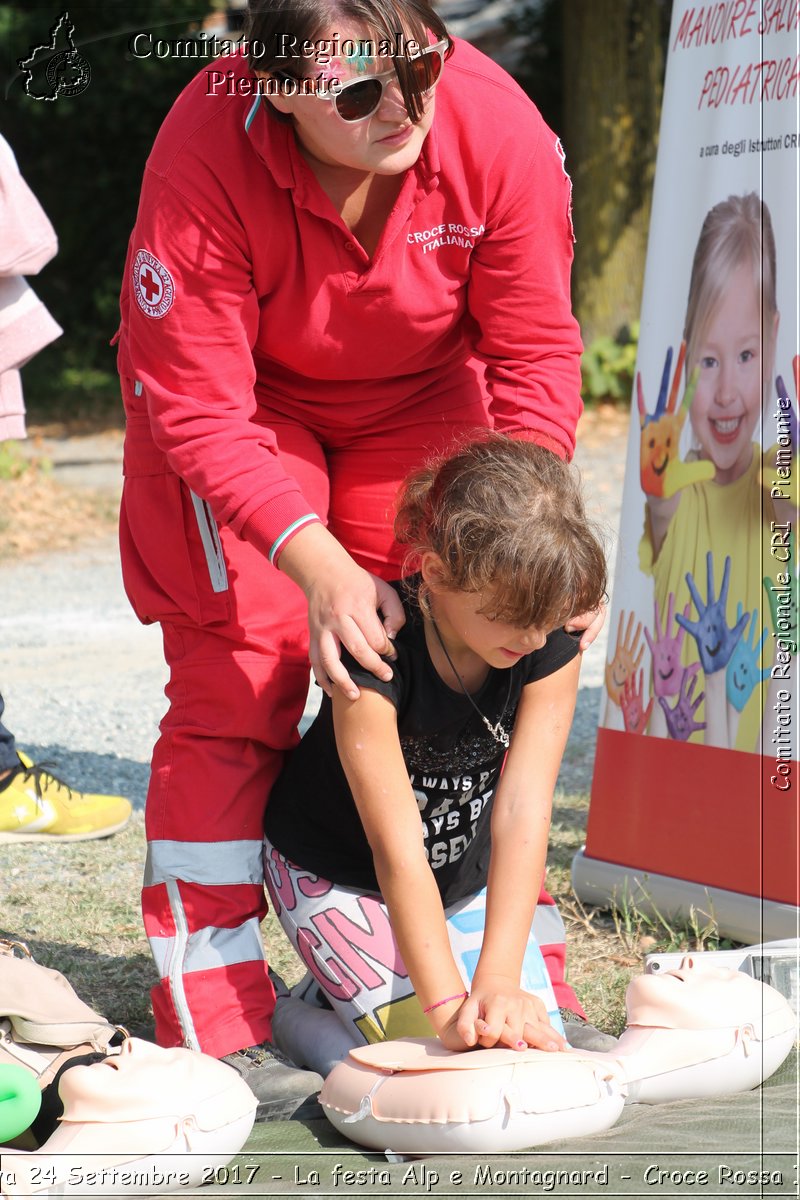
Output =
[{"x1": 0, "y1": 753, "x2": 132, "y2": 842}]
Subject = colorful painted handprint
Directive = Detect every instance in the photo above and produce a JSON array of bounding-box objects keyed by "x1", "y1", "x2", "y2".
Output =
[
  {"x1": 605, "y1": 609, "x2": 645, "y2": 707},
  {"x1": 637, "y1": 343, "x2": 714, "y2": 500},
  {"x1": 676, "y1": 552, "x2": 749, "y2": 675},
  {"x1": 644, "y1": 593, "x2": 698, "y2": 699},
  {"x1": 621, "y1": 669, "x2": 653, "y2": 735},
  {"x1": 725, "y1": 605, "x2": 770, "y2": 713},
  {"x1": 659, "y1": 670, "x2": 706, "y2": 741}
]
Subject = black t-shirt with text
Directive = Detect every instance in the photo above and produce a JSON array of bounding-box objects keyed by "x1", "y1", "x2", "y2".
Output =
[{"x1": 264, "y1": 579, "x2": 580, "y2": 907}]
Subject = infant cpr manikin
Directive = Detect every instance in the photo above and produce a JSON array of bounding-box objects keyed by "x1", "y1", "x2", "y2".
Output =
[
  {"x1": 319, "y1": 958, "x2": 796, "y2": 1154},
  {"x1": 0, "y1": 1038, "x2": 257, "y2": 1196},
  {"x1": 595, "y1": 957, "x2": 796, "y2": 1104}
]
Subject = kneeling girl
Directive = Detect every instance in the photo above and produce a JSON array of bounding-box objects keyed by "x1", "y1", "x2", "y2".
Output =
[{"x1": 264, "y1": 435, "x2": 606, "y2": 1057}]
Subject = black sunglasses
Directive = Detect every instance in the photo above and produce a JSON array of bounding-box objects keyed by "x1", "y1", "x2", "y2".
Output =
[{"x1": 280, "y1": 41, "x2": 447, "y2": 123}]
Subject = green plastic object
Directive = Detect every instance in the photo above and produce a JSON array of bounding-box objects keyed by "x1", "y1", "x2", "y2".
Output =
[{"x1": 0, "y1": 1064, "x2": 41, "y2": 1143}]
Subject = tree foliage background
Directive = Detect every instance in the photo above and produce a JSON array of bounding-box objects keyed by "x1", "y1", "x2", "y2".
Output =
[
  {"x1": 510, "y1": 0, "x2": 673, "y2": 348},
  {"x1": 1, "y1": 1, "x2": 673, "y2": 422}
]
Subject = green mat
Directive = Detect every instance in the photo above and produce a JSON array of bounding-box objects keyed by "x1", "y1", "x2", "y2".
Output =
[{"x1": 207, "y1": 1048, "x2": 798, "y2": 1198}]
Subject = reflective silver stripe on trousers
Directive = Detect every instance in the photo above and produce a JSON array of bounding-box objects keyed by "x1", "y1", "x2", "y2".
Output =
[
  {"x1": 164, "y1": 878, "x2": 199, "y2": 1050},
  {"x1": 532, "y1": 900, "x2": 567, "y2": 947},
  {"x1": 149, "y1": 916, "x2": 267, "y2": 982},
  {"x1": 189, "y1": 490, "x2": 228, "y2": 593},
  {"x1": 144, "y1": 839, "x2": 263, "y2": 888},
  {"x1": 145, "y1": 840, "x2": 265, "y2": 1051}
]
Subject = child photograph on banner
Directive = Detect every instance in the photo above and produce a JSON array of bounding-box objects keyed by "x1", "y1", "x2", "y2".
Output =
[{"x1": 576, "y1": 0, "x2": 799, "y2": 942}]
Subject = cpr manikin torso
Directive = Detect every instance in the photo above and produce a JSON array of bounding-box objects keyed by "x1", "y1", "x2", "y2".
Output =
[
  {"x1": 1, "y1": 962, "x2": 794, "y2": 1183},
  {"x1": 319, "y1": 959, "x2": 796, "y2": 1154},
  {"x1": 0, "y1": 1038, "x2": 257, "y2": 1196}
]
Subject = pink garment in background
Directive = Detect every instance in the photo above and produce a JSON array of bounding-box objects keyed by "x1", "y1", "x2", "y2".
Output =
[{"x1": 0, "y1": 134, "x2": 62, "y2": 442}]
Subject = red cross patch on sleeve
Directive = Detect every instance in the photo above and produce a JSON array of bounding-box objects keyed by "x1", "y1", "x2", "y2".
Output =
[{"x1": 132, "y1": 248, "x2": 175, "y2": 319}]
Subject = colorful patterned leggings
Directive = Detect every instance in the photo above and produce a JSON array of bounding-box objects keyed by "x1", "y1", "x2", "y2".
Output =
[{"x1": 263, "y1": 838, "x2": 565, "y2": 1051}]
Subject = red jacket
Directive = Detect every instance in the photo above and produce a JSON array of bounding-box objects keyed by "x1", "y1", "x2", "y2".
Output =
[{"x1": 118, "y1": 38, "x2": 582, "y2": 561}]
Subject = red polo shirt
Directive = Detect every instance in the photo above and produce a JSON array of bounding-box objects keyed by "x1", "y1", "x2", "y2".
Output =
[{"x1": 118, "y1": 38, "x2": 582, "y2": 561}]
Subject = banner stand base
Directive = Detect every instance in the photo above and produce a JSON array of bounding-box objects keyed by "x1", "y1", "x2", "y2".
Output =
[{"x1": 571, "y1": 848, "x2": 800, "y2": 945}]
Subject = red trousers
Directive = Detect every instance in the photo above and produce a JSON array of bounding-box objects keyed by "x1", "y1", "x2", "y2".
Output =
[{"x1": 121, "y1": 383, "x2": 583, "y2": 1057}]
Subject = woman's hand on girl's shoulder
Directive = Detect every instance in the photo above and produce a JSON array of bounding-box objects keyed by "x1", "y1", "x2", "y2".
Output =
[
  {"x1": 275, "y1": 523, "x2": 405, "y2": 698},
  {"x1": 565, "y1": 600, "x2": 607, "y2": 650}
]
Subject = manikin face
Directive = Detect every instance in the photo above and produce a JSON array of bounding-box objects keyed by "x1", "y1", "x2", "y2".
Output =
[
  {"x1": 57, "y1": 1039, "x2": 243, "y2": 1121},
  {"x1": 265, "y1": 28, "x2": 437, "y2": 175},
  {"x1": 626, "y1": 958, "x2": 767, "y2": 1030},
  {"x1": 688, "y1": 262, "x2": 778, "y2": 485}
]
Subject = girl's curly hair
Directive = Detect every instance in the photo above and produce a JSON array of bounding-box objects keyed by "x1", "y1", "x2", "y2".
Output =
[{"x1": 395, "y1": 433, "x2": 607, "y2": 630}]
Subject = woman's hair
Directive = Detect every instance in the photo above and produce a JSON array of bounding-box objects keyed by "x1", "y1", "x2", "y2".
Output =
[
  {"x1": 395, "y1": 434, "x2": 608, "y2": 631},
  {"x1": 683, "y1": 192, "x2": 778, "y2": 378},
  {"x1": 245, "y1": 1, "x2": 451, "y2": 122}
]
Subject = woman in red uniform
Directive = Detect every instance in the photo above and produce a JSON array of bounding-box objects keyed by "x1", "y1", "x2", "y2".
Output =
[{"x1": 117, "y1": 0, "x2": 605, "y2": 1119}]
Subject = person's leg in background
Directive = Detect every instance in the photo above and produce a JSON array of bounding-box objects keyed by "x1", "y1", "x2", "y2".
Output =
[
  {"x1": 323, "y1": 385, "x2": 616, "y2": 1050},
  {"x1": 142, "y1": 616, "x2": 311, "y2": 1054},
  {"x1": 0, "y1": 688, "x2": 132, "y2": 842},
  {"x1": 121, "y1": 419, "x2": 333, "y2": 1117},
  {"x1": 0, "y1": 690, "x2": 18, "y2": 771}
]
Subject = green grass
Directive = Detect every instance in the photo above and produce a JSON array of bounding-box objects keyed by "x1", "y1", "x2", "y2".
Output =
[
  {"x1": 1, "y1": 815, "x2": 314, "y2": 1040},
  {"x1": 0, "y1": 797, "x2": 732, "y2": 1045},
  {"x1": 0, "y1": 443, "x2": 32, "y2": 481}
]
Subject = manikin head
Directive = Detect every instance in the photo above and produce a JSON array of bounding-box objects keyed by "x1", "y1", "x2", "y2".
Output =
[{"x1": 626, "y1": 957, "x2": 774, "y2": 1030}]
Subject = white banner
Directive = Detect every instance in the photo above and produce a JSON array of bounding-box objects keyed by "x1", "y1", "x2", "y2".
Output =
[{"x1": 574, "y1": 0, "x2": 799, "y2": 941}]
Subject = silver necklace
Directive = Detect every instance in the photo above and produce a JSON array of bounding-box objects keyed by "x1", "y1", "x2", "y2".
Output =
[{"x1": 430, "y1": 618, "x2": 512, "y2": 748}]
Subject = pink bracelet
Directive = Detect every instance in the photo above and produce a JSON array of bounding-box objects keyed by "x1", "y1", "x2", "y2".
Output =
[{"x1": 423, "y1": 991, "x2": 468, "y2": 1014}]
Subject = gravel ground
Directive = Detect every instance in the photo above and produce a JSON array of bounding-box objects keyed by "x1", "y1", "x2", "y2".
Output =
[{"x1": 1, "y1": 410, "x2": 628, "y2": 809}]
